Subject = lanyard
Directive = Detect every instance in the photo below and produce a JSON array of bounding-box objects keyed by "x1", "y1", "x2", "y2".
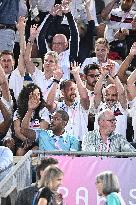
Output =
[{"x1": 99, "y1": 139, "x2": 111, "y2": 152}]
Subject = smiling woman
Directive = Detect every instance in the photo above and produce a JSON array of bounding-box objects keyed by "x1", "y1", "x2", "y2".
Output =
[{"x1": 33, "y1": 166, "x2": 64, "y2": 205}]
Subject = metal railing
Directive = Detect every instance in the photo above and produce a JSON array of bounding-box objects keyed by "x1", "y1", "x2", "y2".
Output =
[
  {"x1": 0, "y1": 150, "x2": 32, "y2": 199},
  {"x1": 0, "y1": 150, "x2": 136, "y2": 203}
]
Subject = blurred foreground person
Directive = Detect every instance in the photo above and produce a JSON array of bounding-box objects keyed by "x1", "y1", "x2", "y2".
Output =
[{"x1": 15, "y1": 157, "x2": 58, "y2": 205}]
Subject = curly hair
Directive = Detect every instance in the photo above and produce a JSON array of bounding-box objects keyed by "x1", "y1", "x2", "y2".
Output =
[{"x1": 17, "y1": 83, "x2": 46, "y2": 121}]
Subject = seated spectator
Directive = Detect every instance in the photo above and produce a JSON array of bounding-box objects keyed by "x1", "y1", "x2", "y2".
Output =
[
  {"x1": 21, "y1": 108, "x2": 79, "y2": 151},
  {"x1": 38, "y1": 2, "x2": 79, "y2": 80},
  {"x1": 81, "y1": 38, "x2": 120, "y2": 76},
  {"x1": 2, "y1": 137, "x2": 16, "y2": 156},
  {"x1": 0, "y1": 0, "x2": 19, "y2": 52},
  {"x1": 83, "y1": 64, "x2": 100, "y2": 131},
  {"x1": 24, "y1": 26, "x2": 63, "y2": 100},
  {"x1": 0, "y1": 146, "x2": 13, "y2": 181},
  {"x1": 15, "y1": 157, "x2": 58, "y2": 205},
  {"x1": 13, "y1": 83, "x2": 50, "y2": 156},
  {"x1": 82, "y1": 109, "x2": 135, "y2": 152},
  {"x1": 101, "y1": 0, "x2": 136, "y2": 60}
]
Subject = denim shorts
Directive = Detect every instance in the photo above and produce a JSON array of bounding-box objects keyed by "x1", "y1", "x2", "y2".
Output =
[{"x1": 0, "y1": 29, "x2": 15, "y2": 52}]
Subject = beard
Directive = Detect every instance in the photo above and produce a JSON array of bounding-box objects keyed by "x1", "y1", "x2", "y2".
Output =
[{"x1": 106, "y1": 100, "x2": 116, "y2": 108}]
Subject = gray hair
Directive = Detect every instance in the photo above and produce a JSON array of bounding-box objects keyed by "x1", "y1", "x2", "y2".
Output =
[
  {"x1": 96, "y1": 171, "x2": 120, "y2": 195},
  {"x1": 97, "y1": 109, "x2": 113, "y2": 122}
]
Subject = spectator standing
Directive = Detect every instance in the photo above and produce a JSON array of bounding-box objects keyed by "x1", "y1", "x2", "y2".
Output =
[
  {"x1": 38, "y1": 2, "x2": 79, "y2": 80},
  {"x1": 94, "y1": 66, "x2": 128, "y2": 137},
  {"x1": 101, "y1": 0, "x2": 136, "y2": 59},
  {"x1": 127, "y1": 67, "x2": 136, "y2": 141},
  {"x1": 36, "y1": 166, "x2": 63, "y2": 205},
  {"x1": 0, "y1": 0, "x2": 20, "y2": 52},
  {"x1": 96, "y1": 171, "x2": 126, "y2": 205},
  {"x1": 83, "y1": 64, "x2": 100, "y2": 131},
  {"x1": 15, "y1": 157, "x2": 58, "y2": 205},
  {"x1": 46, "y1": 62, "x2": 90, "y2": 145},
  {"x1": 24, "y1": 26, "x2": 63, "y2": 100},
  {"x1": 81, "y1": 38, "x2": 120, "y2": 76}
]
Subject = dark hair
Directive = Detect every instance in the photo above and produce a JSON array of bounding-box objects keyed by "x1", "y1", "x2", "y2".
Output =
[
  {"x1": 83, "y1": 63, "x2": 100, "y2": 75},
  {"x1": 56, "y1": 110, "x2": 69, "y2": 122},
  {"x1": 36, "y1": 157, "x2": 58, "y2": 180},
  {"x1": 17, "y1": 83, "x2": 46, "y2": 121},
  {"x1": 0, "y1": 50, "x2": 14, "y2": 59},
  {"x1": 60, "y1": 79, "x2": 75, "y2": 90}
]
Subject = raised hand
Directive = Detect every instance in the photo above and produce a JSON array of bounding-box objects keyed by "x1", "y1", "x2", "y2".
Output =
[
  {"x1": 70, "y1": 61, "x2": 80, "y2": 76},
  {"x1": 0, "y1": 65, "x2": 7, "y2": 85},
  {"x1": 53, "y1": 68, "x2": 63, "y2": 81},
  {"x1": 16, "y1": 16, "x2": 26, "y2": 34},
  {"x1": 29, "y1": 25, "x2": 40, "y2": 42},
  {"x1": 50, "y1": 4, "x2": 62, "y2": 16},
  {"x1": 28, "y1": 92, "x2": 41, "y2": 111},
  {"x1": 129, "y1": 42, "x2": 136, "y2": 56},
  {"x1": 61, "y1": 0, "x2": 71, "y2": 14},
  {"x1": 84, "y1": 0, "x2": 91, "y2": 8}
]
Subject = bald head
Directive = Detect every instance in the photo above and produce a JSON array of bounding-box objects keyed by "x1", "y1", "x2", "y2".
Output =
[{"x1": 52, "y1": 34, "x2": 68, "y2": 54}]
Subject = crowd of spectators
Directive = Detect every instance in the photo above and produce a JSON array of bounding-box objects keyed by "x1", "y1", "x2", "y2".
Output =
[{"x1": 0, "y1": 0, "x2": 136, "y2": 164}]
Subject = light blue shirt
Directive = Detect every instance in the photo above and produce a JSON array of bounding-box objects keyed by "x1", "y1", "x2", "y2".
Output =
[{"x1": 35, "y1": 129, "x2": 79, "y2": 151}]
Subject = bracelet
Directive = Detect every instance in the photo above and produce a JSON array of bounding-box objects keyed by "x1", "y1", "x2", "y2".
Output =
[{"x1": 53, "y1": 79, "x2": 60, "y2": 84}]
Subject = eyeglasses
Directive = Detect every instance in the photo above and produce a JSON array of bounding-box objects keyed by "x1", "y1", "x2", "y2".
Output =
[
  {"x1": 52, "y1": 42, "x2": 66, "y2": 45},
  {"x1": 106, "y1": 118, "x2": 117, "y2": 123},
  {"x1": 87, "y1": 74, "x2": 100, "y2": 78}
]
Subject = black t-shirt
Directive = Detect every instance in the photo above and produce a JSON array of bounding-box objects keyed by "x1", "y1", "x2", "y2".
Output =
[{"x1": 35, "y1": 187, "x2": 63, "y2": 205}]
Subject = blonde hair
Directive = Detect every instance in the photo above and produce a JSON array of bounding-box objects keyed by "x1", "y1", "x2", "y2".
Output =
[
  {"x1": 44, "y1": 51, "x2": 59, "y2": 64},
  {"x1": 39, "y1": 166, "x2": 63, "y2": 188}
]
